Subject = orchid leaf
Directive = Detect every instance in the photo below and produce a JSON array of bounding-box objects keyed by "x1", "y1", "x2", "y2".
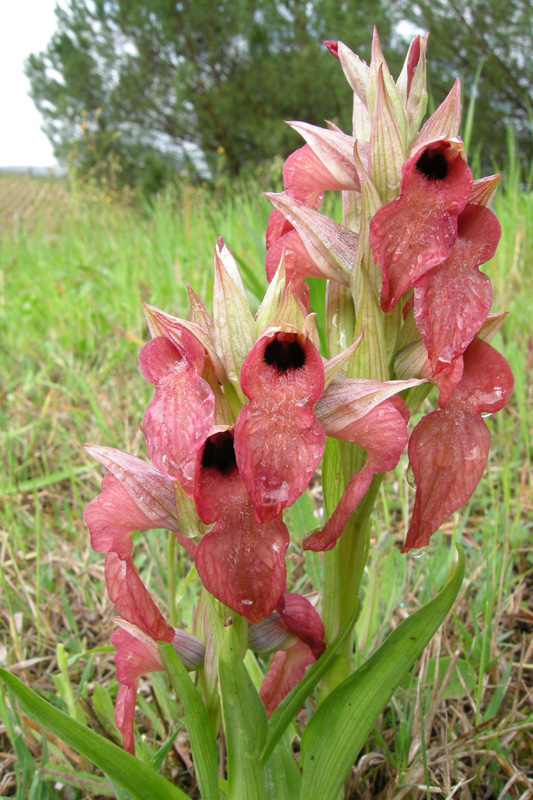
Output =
[
  {"x1": 244, "y1": 651, "x2": 301, "y2": 800},
  {"x1": 159, "y1": 643, "x2": 219, "y2": 800},
  {"x1": 260, "y1": 598, "x2": 360, "y2": 765},
  {"x1": 218, "y1": 620, "x2": 268, "y2": 800},
  {"x1": 0, "y1": 668, "x2": 189, "y2": 800},
  {"x1": 299, "y1": 545, "x2": 465, "y2": 800}
]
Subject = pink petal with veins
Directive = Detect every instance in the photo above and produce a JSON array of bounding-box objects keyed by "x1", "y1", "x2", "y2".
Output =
[
  {"x1": 276, "y1": 593, "x2": 325, "y2": 658},
  {"x1": 140, "y1": 337, "x2": 214, "y2": 481},
  {"x1": 193, "y1": 428, "x2": 289, "y2": 623},
  {"x1": 414, "y1": 204, "x2": 499, "y2": 374},
  {"x1": 403, "y1": 338, "x2": 513, "y2": 551},
  {"x1": 370, "y1": 140, "x2": 473, "y2": 311},
  {"x1": 402, "y1": 407, "x2": 490, "y2": 552},
  {"x1": 304, "y1": 398, "x2": 409, "y2": 551},
  {"x1": 111, "y1": 628, "x2": 164, "y2": 754},
  {"x1": 265, "y1": 229, "x2": 330, "y2": 283},
  {"x1": 235, "y1": 331, "x2": 325, "y2": 522},
  {"x1": 259, "y1": 640, "x2": 315, "y2": 718},
  {"x1": 105, "y1": 553, "x2": 174, "y2": 642}
]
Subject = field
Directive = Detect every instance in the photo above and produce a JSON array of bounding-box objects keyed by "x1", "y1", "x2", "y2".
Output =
[{"x1": 0, "y1": 170, "x2": 532, "y2": 799}]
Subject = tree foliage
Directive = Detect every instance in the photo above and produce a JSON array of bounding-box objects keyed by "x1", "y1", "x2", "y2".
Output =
[
  {"x1": 27, "y1": 0, "x2": 532, "y2": 188},
  {"x1": 25, "y1": 0, "x2": 402, "y2": 188}
]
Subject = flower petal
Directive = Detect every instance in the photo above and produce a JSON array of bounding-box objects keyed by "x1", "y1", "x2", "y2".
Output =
[
  {"x1": 111, "y1": 627, "x2": 164, "y2": 753},
  {"x1": 193, "y1": 428, "x2": 289, "y2": 622},
  {"x1": 195, "y1": 511, "x2": 289, "y2": 624},
  {"x1": 402, "y1": 407, "x2": 490, "y2": 552},
  {"x1": 276, "y1": 593, "x2": 325, "y2": 658},
  {"x1": 84, "y1": 473, "x2": 150, "y2": 558},
  {"x1": 141, "y1": 337, "x2": 215, "y2": 480},
  {"x1": 235, "y1": 330, "x2": 325, "y2": 522},
  {"x1": 259, "y1": 640, "x2": 315, "y2": 718},
  {"x1": 370, "y1": 139, "x2": 473, "y2": 311},
  {"x1": 305, "y1": 397, "x2": 409, "y2": 551},
  {"x1": 84, "y1": 446, "x2": 179, "y2": 533},
  {"x1": 402, "y1": 338, "x2": 513, "y2": 551},
  {"x1": 105, "y1": 553, "x2": 175, "y2": 642},
  {"x1": 413, "y1": 204, "x2": 499, "y2": 374}
]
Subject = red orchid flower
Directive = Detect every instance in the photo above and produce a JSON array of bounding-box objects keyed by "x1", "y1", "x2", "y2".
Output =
[
  {"x1": 403, "y1": 338, "x2": 513, "y2": 552},
  {"x1": 193, "y1": 427, "x2": 290, "y2": 623},
  {"x1": 234, "y1": 327, "x2": 326, "y2": 523}
]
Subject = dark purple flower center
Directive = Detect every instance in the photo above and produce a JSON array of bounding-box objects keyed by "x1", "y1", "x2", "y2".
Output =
[
  {"x1": 201, "y1": 430, "x2": 237, "y2": 474},
  {"x1": 264, "y1": 335, "x2": 305, "y2": 372},
  {"x1": 416, "y1": 148, "x2": 448, "y2": 181}
]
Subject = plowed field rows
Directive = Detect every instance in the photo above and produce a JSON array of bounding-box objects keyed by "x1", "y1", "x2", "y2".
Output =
[{"x1": 0, "y1": 172, "x2": 71, "y2": 235}]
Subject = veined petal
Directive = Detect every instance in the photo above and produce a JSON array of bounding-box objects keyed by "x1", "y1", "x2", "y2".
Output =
[
  {"x1": 195, "y1": 510, "x2": 289, "y2": 624},
  {"x1": 235, "y1": 330, "x2": 325, "y2": 521},
  {"x1": 266, "y1": 207, "x2": 294, "y2": 251},
  {"x1": 265, "y1": 192, "x2": 356, "y2": 286},
  {"x1": 370, "y1": 138, "x2": 473, "y2": 311},
  {"x1": 141, "y1": 305, "x2": 207, "y2": 374},
  {"x1": 105, "y1": 553, "x2": 175, "y2": 642},
  {"x1": 193, "y1": 428, "x2": 289, "y2": 622},
  {"x1": 402, "y1": 338, "x2": 513, "y2": 551},
  {"x1": 111, "y1": 628, "x2": 164, "y2": 753},
  {"x1": 265, "y1": 229, "x2": 330, "y2": 283},
  {"x1": 304, "y1": 397, "x2": 409, "y2": 551},
  {"x1": 84, "y1": 445, "x2": 179, "y2": 530},
  {"x1": 414, "y1": 204, "x2": 499, "y2": 374},
  {"x1": 454, "y1": 338, "x2": 514, "y2": 414},
  {"x1": 236, "y1": 399, "x2": 325, "y2": 522},
  {"x1": 140, "y1": 337, "x2": 215, "y2": 480},
  {"x1": 259, "y1": 640, "x2": 315, "y2": 718},
  {"x1": 276, "y1": 593, "x2": 325, "y2": 658},
  {"x1": 84, "y1": 473, "x2": 149, "y2": 558},
  {"x1": 287, "y1": 122, "x2": 361, "y2": 190},
  {"x1": 315, "y1": 377, "x2": 422, "y2": 432},
  {"x1": 143, "y1": 302, "x2": 227, "y2": 383},
  {"x1": 283, "y1": 143, "x2": 347, "y2": 204},
  {"x1": 402, "y1": 407, "x2": 490, "y2": 552}
]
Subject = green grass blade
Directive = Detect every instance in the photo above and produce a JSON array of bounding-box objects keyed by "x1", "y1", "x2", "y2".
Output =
[
  {"x1": 260, "y1": 598, "x2": 360, "y2": 765},
  {"x1": 0, "y1": 668, "x2": 190, "y2": 800},
  {"x1": 158, "y1": 642, "x2": 219, "y2": 800},
  {"x1": 299, "y1": 545, "x2": 465, "y2": 800}
]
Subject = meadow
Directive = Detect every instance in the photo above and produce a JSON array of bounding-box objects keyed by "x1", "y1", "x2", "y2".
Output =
[{"x1": 0, "y1": 166, "x2": 531, "y2": 799}]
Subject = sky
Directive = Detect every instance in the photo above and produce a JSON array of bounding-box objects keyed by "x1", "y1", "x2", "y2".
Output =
[{"x1": 1, "y1": 0, "x2": 59, "y2": 168}]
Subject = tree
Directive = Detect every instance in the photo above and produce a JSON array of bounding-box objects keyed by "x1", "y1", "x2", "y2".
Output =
[
  {"x1": 398, "y1": 0, "x2": 533, "y2": 173},
  {"x1": 26, "y1": 0, "x2": 403, "y2": 187}
]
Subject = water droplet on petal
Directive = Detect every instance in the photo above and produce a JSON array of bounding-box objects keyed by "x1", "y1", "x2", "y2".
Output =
[
  {"x1": 410, "y1": 546, "x2": 428, "y2": 559},
  {"x1": 481, "y1": 412, "x2": 492, "y2": 419},
  {"x1": 241, "y1": 599, "x2": 253, "y2": 606}
]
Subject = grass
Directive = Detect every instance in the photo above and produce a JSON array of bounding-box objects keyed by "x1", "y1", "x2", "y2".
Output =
[{"x1": 0, "y1": 169, "x2": 532, "y2": 799}]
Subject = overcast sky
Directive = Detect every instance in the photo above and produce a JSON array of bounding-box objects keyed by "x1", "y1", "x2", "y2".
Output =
[{"x1": 1, "y1": 0, "x2": 58, "y2": 168}]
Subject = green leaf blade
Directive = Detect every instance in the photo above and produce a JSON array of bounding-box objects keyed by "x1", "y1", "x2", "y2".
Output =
[
  {"x1": 158, "y1": 642, "x2": 219, "y2": 800},
  {"x1": 299, "y1": 545, "x2": 465, "y2": 800},
  {"x1": 0, "y1": 669, "x2": 190, "y2": 800}
]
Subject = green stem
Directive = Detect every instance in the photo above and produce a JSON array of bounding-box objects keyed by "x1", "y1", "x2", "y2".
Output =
[{"x1": 168, "y1": 531, "x2": 177, "y2": 627}]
